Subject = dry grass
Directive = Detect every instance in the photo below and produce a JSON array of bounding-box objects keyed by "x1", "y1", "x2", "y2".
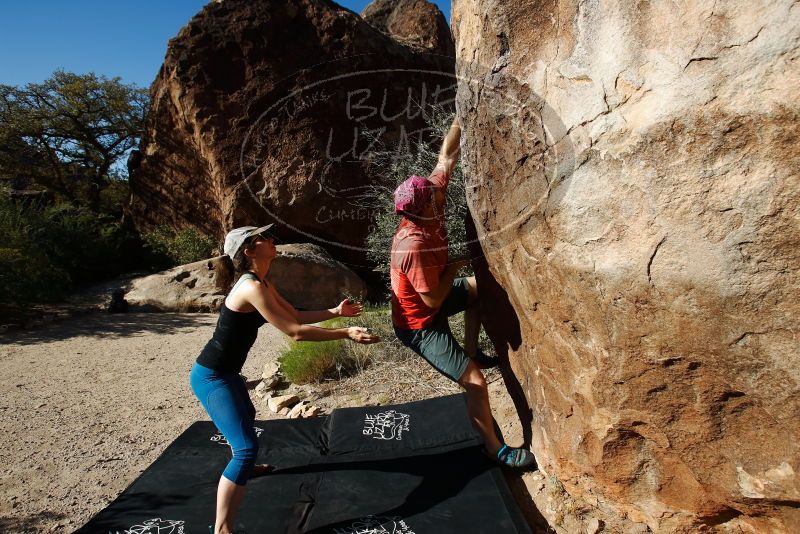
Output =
[
  {"x1": 278, "y1": 338, "x2": 348, "y2": 384},
  {"x1": 303, "y1": 303, "x2": 501, "y2": 405}
]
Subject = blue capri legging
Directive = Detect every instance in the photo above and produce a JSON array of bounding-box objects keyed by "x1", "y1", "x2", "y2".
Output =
[{"x1": 190, "y1": 362, "x2": 258, "y2": 485}]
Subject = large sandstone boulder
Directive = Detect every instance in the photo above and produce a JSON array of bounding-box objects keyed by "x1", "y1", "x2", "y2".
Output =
[
  {"x1": 129, "y1": 0, "x2": 454, "y2": 269},
  {"x1": 265, "y1": 243, "x2": 366, "y2": 309},
  {"x1": 362, "y1": 0, "x2": 455, "y2": 56},
  {"x1": 124, "y1": 256, "x2": 230, "y2": 312},
  {"x1": 454, "y1": 0, "x2": 799, "y2": 532},
  {"x1": 125, "y1": 244, "x2": 366, "y2": 312}
]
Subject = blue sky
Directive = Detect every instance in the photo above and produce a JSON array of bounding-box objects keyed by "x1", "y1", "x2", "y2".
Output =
[{"x1": 0, "y1": 0, "x2": 451, "y2": 88}]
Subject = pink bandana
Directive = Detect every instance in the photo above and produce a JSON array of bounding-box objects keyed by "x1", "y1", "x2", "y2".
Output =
[{"x1": 394, "y1": 175, "x2": 434, "y2": 215}]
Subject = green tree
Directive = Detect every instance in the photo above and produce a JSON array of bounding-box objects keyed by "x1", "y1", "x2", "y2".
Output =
[{"x1": 0, "y1": 70, "x2": 148, "y2": 211}]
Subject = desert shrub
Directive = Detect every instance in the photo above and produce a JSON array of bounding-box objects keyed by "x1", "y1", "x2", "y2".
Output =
[
  {"x1": 278, "y1": 306, "x2": 392, "y2": 384},
  {"x1": 0, "y1": 196, "x2": 130, "y2": 302},
  {"x1": 278, "y1": 340, "x2": 348, "y2": 384},
  {"x1": 33, "y1": 203, "x2": 129, "y2": 285},
  {"x1": 278, "y1": 329, "x2": 349, "y2": 385},
  {"x1": 98, "y1": 179, "x2": 131, "y2": 217},
  {"x1": 142, "y1": 225, "x2": 217, "y2": 269},
  {"x1": 359, "y1": 106, "x2": 468, "y2": 269},
  {"x1": 0, "y1": 70, "x2": 154, "y2": 303},
  {"x1": 0, "y1": 232, "x2": 70, "y2": 303},
  {"x1": 324, "y1": 309, "x2": 387, "y2": 375},
  {"x1": 291, "y1": 302, "x2": 500, "y2": 407}
]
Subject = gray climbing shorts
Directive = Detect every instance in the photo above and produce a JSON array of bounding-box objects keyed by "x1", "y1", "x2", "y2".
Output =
[{"x1": 394, "y1": 277, "x2": 471, "y2": 382}]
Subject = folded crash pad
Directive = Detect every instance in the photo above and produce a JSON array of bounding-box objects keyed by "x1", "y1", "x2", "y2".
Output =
[{"x1": 77, "y1": 394, "x2": 531, "y2": 533}]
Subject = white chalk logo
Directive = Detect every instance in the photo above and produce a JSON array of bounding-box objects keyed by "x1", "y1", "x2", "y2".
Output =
[
  {"x1": 211, "y1": 426, "x2": 264, "y2": 446},
  {"x1": 109, "y1": 517, "x2": 185, "y2": 534},
  {"x1": 362, "y1": 410, "x2": 410, "y2": 440},
  {"x1": 238, "y1": 62, "x2": 575, "y2": 267},
  {"x1": 333, "y1": 515, "x2": 415, "y2": 534}
]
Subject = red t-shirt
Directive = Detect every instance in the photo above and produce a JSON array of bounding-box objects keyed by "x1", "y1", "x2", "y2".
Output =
[{"x1": 390, "y1": 169, "x2": 449, "y2": 329}]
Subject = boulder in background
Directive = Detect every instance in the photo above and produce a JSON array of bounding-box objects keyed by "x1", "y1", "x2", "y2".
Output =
[
  {"x1": 124, "y1": 244, "x2": 366, "y2": 312},
  {"x1": 129, "y1": 0, "x2": 455, "y2": 269}
]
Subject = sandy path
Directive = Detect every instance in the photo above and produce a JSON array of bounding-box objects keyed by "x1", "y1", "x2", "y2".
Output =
[
  {"x1": 0, "y1": 313, "x2": 289, "y2": 534},
  {"x1": 0, "y1": 311, "x2": 564, "y2": 533}
]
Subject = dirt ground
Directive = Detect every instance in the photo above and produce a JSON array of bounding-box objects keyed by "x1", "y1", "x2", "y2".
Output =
[{"x1": 0, "y1": 311, "x2": 569, "y2": 533}]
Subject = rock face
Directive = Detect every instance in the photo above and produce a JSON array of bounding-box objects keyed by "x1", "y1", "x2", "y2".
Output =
[
  {"x1": 268, "y1": 394, "x2": 299, "y2": 413},
  {"x1": 130, "y1": 0, "x2": 455, "y2": 269},
  {"x1": 362, "y1": 0, "x2": 455, "y2": 56},
  {"x1": 124, "y1": 244, "x2": 366, "y2": 312},
  {"x1": 265, "y1": 243, "x2": 366, "y2": 309},
  {"x1": 124, "y1": 256, "x2": 230, "y2": 312},
  {"x1": 453, "y1": 0, "x2": 799, "y2": 532}
]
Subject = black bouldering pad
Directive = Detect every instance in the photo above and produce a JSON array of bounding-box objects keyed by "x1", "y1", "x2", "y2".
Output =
[{"x1": 77, "y1": 394, "x2": 531, "y2": 533}]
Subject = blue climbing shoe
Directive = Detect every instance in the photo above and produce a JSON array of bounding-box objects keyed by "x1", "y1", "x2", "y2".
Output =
[{"x1": 496, "y1": 444, "x2": 536, "y2": 469}]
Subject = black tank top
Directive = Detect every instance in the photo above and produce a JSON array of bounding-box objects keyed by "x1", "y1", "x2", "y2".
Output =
[{"x1": 196, "y1": 273, "x2": 267, "y2": 374}]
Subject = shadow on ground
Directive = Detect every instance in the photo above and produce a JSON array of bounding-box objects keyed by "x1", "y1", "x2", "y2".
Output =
[
  {"x1": 504, "y1": 473, "x2": 554, "y2": 533},
  {"x1": 0, "y1": 312, "x2": 214, "y2": 346},
  {"x1": 0, "y1": 510, "x2": 67, "y2": 533}
]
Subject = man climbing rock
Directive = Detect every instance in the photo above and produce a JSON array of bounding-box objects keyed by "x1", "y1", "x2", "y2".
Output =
[{"x1": 390, "y1": 117, "x2": 535, "y2": 469}]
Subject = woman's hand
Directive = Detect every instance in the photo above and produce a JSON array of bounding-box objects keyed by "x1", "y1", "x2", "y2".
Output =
[
  {"x1": 337, "y1": 298, "x2": 363, "y2": 317},
  {"x1": 347, "y1": 326, "x2": 380, "y2": 344}
]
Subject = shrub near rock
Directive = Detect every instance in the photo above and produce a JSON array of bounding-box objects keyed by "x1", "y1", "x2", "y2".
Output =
[
  {"x1": 141, "y1": 226, "x2": 216, "y2": 271},
  {"x1": 0, "y1": 197, "x2": 131, "y2": 303},
  {"x1": 278, "y1": 339, "x2": 346, "y2": 385},
  {"x1": 277, "y1": 308, "x2": 387, "y2": 385}
]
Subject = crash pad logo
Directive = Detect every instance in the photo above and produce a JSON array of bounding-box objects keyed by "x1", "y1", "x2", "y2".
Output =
[
  {"x1": 109, "y1": 517, "x2": 185, "y2": 534},
  {"x1": 333, "y1": 515, "x2": 415, "y2": 534},
  {"x1": 211, "y1": 426, "x2": 264, "y2": 446},
  {"x1": 362, "y1": 410, "x2": 410, "y2": 441}
]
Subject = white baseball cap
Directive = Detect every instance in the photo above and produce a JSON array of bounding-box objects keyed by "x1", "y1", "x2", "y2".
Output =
[{"x1": 223, "y1": 224, "x2": 275, "y2": 258}]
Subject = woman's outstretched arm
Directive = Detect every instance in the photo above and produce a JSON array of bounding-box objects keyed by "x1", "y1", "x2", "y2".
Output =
[
  {"x1": 268, "y1": 284, "x2": 363, "y2": 324},
  {"x1": 247, "y1": 281, "x2": 378, "y2": 343}
]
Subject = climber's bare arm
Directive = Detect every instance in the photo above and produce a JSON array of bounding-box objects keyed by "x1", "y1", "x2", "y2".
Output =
[{"x1": 433, "y1": 117, "x2": 461, "y2": 178}]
